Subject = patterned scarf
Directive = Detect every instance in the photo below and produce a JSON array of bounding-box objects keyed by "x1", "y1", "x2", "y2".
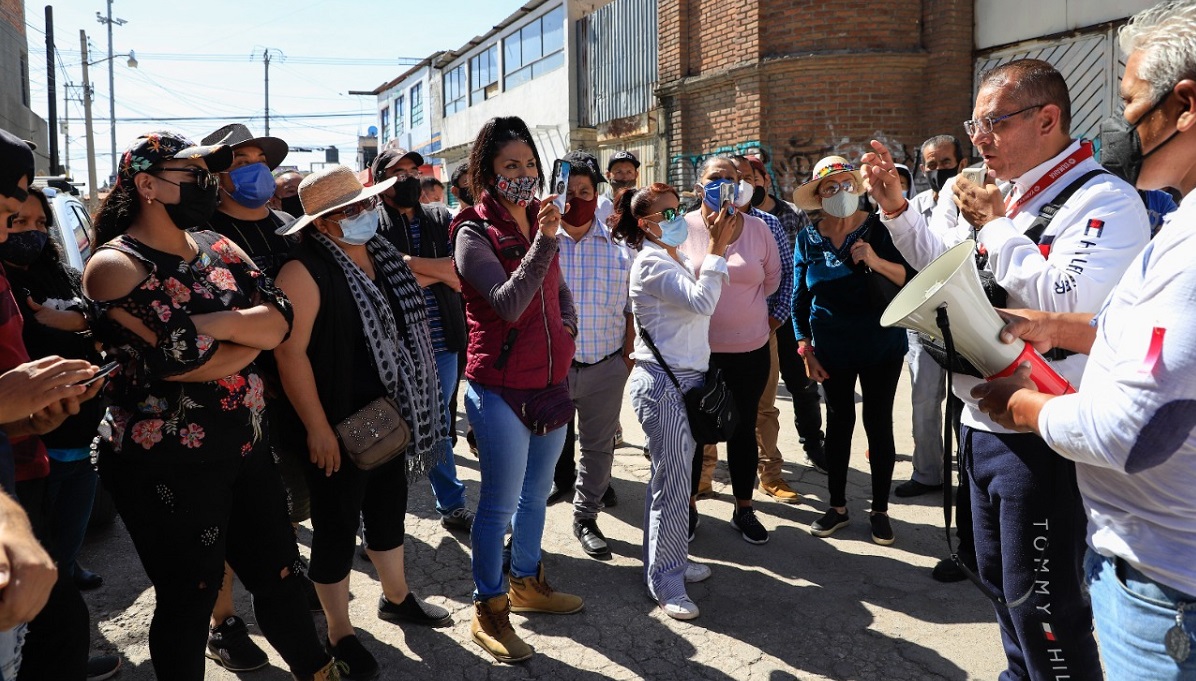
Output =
[{"x1": 311, "y1": 231, "x2": 447, "y2": 480}]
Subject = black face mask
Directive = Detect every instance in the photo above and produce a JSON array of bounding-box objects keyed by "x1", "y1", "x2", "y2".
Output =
[
  {"x1": 750, "y1": 185, "x2": 767, "y2": 207},
  {"x1": 0, "y1": 230, "x2": 47, "y2": 267},
  {"x1": 1099, "y1": 90, "x2": 1178, "y2": 187},
  {"x1": 391, "y1": 177, "x2": 422, "y2": 208},
  {"x1": 280, "y1": 195, "x2": 304, "y2": 218},
  {"x1": 609, "y1": 180, "x2": 636, "y2": 195},
  {"x1": 928, "y1": 167, "x2": 958, "y2": 194},
  {"x1": 454, "y1": 184, "x2": 474, "y2": 207},
  {"x1": 164, "y1": 181, "x2": 219, "y2": 230}
]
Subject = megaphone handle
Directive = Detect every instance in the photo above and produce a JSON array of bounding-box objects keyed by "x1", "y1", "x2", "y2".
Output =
[{"x1": 988, "y1": 343, "x2": 1077, "y2": 396}]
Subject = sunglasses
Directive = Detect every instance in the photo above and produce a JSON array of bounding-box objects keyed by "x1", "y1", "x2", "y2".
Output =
[
  {"x1": 817, "y1": 180, "x2": 857, "y2": 199},
  {"x1": 152, "y1": 167, "x2": 218, "y2": 191},
  {"x1": 642, "y1": 207, "x2": 680, "y2": 222},
  {"x1": 325, "y1": 196, "x2": 379, "y2": 221}
]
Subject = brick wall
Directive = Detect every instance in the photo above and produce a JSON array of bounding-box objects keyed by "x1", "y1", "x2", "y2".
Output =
[
  {"x1": 658, "y1": 0, "x2": 974, "y2": 197},
  {"x1": 0, "y1": 0, "x2": 23, "y2": 35}
]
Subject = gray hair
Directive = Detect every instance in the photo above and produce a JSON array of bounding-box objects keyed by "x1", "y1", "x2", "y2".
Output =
[
  {"x1": 921, "y1": 135, "x2": 963, "y2": 158},
  {"x1": 1120, "y1": 1, "x2": 1196, "y2": 103}
]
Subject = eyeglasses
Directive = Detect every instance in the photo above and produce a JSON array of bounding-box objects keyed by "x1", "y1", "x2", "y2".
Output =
[
  {"x1": 643, "y1": 207, "x2": 680, "y2": 222},
  {"x1": 963, "y1": 104, "x2": 1045, "y2": 138},
  {"x1": 152, "y1": 167, "x2": 218, "y2": 191},
  {"x1": 326, "y1": 197, "x2": 378, "y2": 221},
  {"x1": 817, "y1": 179, "x2": 856, "y2": 199}
]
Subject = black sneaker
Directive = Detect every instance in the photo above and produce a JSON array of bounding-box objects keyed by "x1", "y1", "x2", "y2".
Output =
[
  {"x1": 573, "y1": 518, "x2": 610, "y2": 558},
  {"x1": 688, "y1": 506, "x2": 700, "y2": 542},
  {"x1": 327, "y1": 635, "x2": 379, "y2": 680},
  {"x1": 932, "y1": 554, "x2": 976, "y2": 583},
  {"x1": 893, "y1": 479, "x2": 943, "y2": 498},
  {"x1": 206, "y1": 616, "x2": 269, "y2": 672},
  {"x1": 466, "y1": 428, "x2": 478, "y2": 455},
  {"x1": 378, "y1": 592, "x2": 452, "y2": 627},
  {"x1": 440, "y1": 506, "x2": 475, "y2": 533},
  {"x1": 546, "y1": 483, "x2": 570, "y2": 505},
  {"x1": 74, "y1": 566, "x2": 103, "y2": 591},
  {"x1": 601, "y1": 483, "x2": 618, "y2": 508},
  {"x1": 501, "y1": 535, "x2": 513, "y2": 575},
  {"x1": 806, "y1": 446, "x2": 829, "y2": 474},
  {"x1": 730, "y1": 507, "x2": 769, "y2": 544},
  {"x1": 86, "y1": 654, "x2": 121, "y2": 681},
  {"x1": 870, "y1": 513, "x2": 895, "y2": 545},
  {"x1": 810, "y1": 508, "x2": 850, "y2": 537}
]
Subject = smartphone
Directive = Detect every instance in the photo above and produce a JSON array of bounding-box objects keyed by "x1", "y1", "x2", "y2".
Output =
[
  {"x1": 78, "y1": 361, "x2": 119, "y2": 388},
  {"x1": 958, "y1": 164, "x2": 989, "y2": 186},
  {"x1": 550, "y1": 160, "x2": 571, "y2": 213},
  {"x1": 718, "y1": 181, "x2": 737, "y2": 215}
]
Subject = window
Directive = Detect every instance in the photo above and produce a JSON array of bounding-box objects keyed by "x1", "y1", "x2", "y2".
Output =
[
  {"x1": 470, "y1": 45, "x2": 499, "y2": 104},
  {"x1": 68, "y1": 204, "x2": 93, "y2": 262},
  {"x1": 380, "y1": 107, "x2": 390, "y2": 144},
  {"x1": 395, "y1": 94, "x2": 405, "y2": 133},
  {"x1": 504, "y1": 6, "x2": 565, "y2": 89},
  {"x1": 410, "y1": 83, "x2": 424, "y2": 127},
  {"x1": 444, "y1": 64, "x2": 466, "y2": 116}
]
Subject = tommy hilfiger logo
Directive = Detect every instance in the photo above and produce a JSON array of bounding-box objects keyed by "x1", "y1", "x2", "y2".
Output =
[{"x1": 1084, "y1": 219, "x2": 1105, "y2": 238}]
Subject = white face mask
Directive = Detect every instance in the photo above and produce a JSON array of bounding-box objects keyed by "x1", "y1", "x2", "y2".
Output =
[
  {"x1": 734, "y1": 179, "x2": 754, "y2": 208},
  {"x1": 821, "y1": 190, "x2": 859, "y2": 219},
  {"x1": 334, "y1": 210, "x2": 380, "y2": 245}
]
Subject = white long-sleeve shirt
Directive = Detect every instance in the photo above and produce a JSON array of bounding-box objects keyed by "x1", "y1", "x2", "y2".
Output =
[
  {"x1": 882, "y1": 141, "x2": 1151, "y2": 433},
  {"x1": 1039, "y1": 193, "x2": 1196, "y2": 597},
  {"x1": 629, "y1": 241, "x2": 728, "y2": 373}
]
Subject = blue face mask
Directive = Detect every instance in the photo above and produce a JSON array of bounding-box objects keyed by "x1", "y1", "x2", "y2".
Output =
[
  {"x1": 701, "y1": 178, "x2": 737, "y2": 215},
  {"x1": 656, "y1": 214, "x2": 689, "y2": 247},
  {"x1": 226, "y1": 163, "x2": 276, "y2": 208},
  {"x1": 335, "y1": 210, "x2": 379, "y2": 245}
]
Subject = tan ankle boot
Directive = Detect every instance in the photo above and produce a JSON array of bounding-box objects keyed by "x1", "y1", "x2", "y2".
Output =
[
  {"x1": 471, "y1": 594, "x2": 533, "y2": 663},
  {"x1": 294, "y1": 658, "x2": 347, "y2": 681},
  {"x1": 508, "y1": 564, "x2": 584, "y2": 614}
]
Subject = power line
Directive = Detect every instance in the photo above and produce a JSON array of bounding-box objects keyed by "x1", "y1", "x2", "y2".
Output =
[
  {"x1": 52, "y1": 49, "x2": 423, "y2": 67},
  {"x1": 110, "y1": 112, "x2": 370, "y2": 122}
]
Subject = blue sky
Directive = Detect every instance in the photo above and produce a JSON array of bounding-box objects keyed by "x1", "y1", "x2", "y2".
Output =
[{"x1": 22, "y1": 0, "x2": 517, "y2": 185}]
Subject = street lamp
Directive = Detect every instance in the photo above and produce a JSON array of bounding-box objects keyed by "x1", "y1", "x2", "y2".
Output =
[{"x1": 97, "y1": 3, "x2": 127, "y2": 183}]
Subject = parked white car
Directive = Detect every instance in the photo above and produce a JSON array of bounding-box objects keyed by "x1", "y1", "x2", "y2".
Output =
[{"x1": 30, "y1": 179, "x2": 93, "y2": 271}]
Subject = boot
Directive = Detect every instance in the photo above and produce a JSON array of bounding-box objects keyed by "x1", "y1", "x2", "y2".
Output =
[
  {"x1": 508, "y1": 564, "x2": 584, "y2": 614},
  {"x1": 471, "y1": 594, "x2": 533, "y2": 663},
  {"x1": 293, "y1": 657, "x2": 347, "y2": 681}
]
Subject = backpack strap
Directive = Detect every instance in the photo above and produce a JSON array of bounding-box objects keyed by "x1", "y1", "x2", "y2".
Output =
[{"x1": 1022, "y1": 168, "x2": 1110, "y2": 246}]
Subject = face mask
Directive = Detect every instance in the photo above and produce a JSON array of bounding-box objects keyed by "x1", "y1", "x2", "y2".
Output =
[
  {"x1": 734, "y1": 179, "x2": 754, "y2": 208},
  {"x1": 610, "y1": 180, "x2": 635, "y2": 195},
  {"x1": 493, "y1": 175, "x2": 538, "y2": 207},
  {"x1": 700, "y1": 178, "x2": 737, "y2": 214},
  {"x1": 750, "y1": 185, "x2": 767, "y2": 207},
  {"x1": 165, "y1": 181, "x2": 220, "y2": 229},
  {"x1": 391, "y1": 177, "x2": 422, "y2": 208},
  {"x1": 821, "y1": 189, "x2": 859, "y2": 219},
  {"x1": 928, "y1": 167, "x2": 958, "y2": 194},
  {"x1": 654, "y1": 214, "x2": 689, "y2": 247},
  {"x1": 334, "y1": 210, "x2": 379, "y2": 246},
  {"x1": 454, "y1": 185, "x2": 474, "y2": 207},
  {"x1": 562, "y1": 195, "x2": 597, "y2": 226},
  {"x1": 280, "y1": 195, "x2": 304, "y2": 218},
  {"x1": 0, "y1": 230, "x2": 47, "y2": 266},
  {"x1": 226, "y1": 163, "x2": 276, "y2": 208},
  {"x1": 1099, "y1": 91, "x2": 1178, "y2": 187}
]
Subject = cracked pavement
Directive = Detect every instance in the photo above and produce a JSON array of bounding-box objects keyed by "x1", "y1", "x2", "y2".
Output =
[{"x1": 80, "y1": 370, "x2": 1007, "y2": 679}]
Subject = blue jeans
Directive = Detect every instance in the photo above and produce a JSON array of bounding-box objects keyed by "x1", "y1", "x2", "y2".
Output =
[
  {"x1": 1086, "y1": 549, "x2": 1196, "y2": 680},
  {"x1": 428, "y1": 351, "x2": 467, "y2": 514},
  {"x1": 465, "y1": 382, "x2": 567, "y2": 600},
  {"x1": 44, "y1": 455, "x2": 99, "y2": 579}
]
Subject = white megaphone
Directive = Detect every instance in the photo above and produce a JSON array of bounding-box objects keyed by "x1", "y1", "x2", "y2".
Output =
[{"x1": 880, "y1": 240, "x2": 1075, "y2": 396}]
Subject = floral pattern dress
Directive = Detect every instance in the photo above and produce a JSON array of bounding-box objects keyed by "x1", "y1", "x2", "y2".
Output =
[{"x1": 88, "y1": 231, "x2": 293, "y2": 462}]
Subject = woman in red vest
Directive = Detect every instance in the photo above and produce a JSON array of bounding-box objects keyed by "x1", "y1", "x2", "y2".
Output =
[{"x1": 451, "y1": 116, "x2": 582, "y2": 664}]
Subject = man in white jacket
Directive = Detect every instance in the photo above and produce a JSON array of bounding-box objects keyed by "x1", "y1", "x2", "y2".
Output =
[{"x1": 862, "y1": 58, "x2": 1150, "y2": 680}]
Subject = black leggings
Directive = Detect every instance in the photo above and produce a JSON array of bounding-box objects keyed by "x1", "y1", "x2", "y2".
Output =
[
  {"x1": 305, "y1": 452, "x2": 408, "y2": 584},
  {"x1": 691, "y1": 342, "x2": 771, "y2": 501},
  {"x1": 99, "y1": 445, "x2": 329, "y2": 681},
  {"x1": 820, "y1": 357, "x2": 903, "y2": 513}
]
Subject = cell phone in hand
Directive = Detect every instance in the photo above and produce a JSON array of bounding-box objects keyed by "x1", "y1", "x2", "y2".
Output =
[
  {"x1": 77, "y1": 361, "x2": 118, "y2": 388},
  {"x1": 718, "y1": 181, "x2": 737, "y2": 215},
  {"x1": 958, "y1": 165, "x2": 989, "y2": 186},
  {"x1": 550, "y1": 160, "x2": 571, "y2": 213}
]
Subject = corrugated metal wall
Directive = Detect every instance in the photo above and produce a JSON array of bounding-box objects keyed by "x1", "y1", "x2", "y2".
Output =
[{"x1": 577, "y1": 0, "x2": 658, "y2": 127}]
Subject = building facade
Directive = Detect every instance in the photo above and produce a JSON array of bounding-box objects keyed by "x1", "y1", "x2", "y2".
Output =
[
  {"x1": 1, "y1": 0, "x2": 49, "y2": 171},
  {"x1": 367, "y1": 54, "x2": 446, "y2": 179}
]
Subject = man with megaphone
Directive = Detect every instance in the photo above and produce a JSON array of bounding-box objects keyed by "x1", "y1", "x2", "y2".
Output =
[
  {"x1": 974, "y1": 3, "x2": 1196, "y2": 678},
  {"x1": 862, "y1": 58, "x2": 1151, "y2": 681}
]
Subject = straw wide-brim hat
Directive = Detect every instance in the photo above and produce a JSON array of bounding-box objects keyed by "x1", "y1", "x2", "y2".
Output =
[
  {"x1": 792, "y1": 156, "x2": 864, "y2": 212},
  {"x1": 277, "y1": 165, "x2": 396, "y2": 235}
]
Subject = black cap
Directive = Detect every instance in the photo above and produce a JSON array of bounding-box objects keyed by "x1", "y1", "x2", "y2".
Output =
[
  {"x1": 607, "y1": 150, "x2": 640, "y2": 171},
  {"x1": 562, "y1": 151, "x2": 603, "y2": 185},
  {"x1": 0, "y1": 129, "x2": 35, "y2": 200},
  {"x1": 370, "y1": 146, "x2": 425, "y2": 182}
]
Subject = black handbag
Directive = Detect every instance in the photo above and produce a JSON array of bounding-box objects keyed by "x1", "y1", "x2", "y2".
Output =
[
  {"x1": 855, "y1": 222, "x2": 903, "y2": 309},
  {"x1": 636, "y1": 324, "x2": 739, "y2": 445}
]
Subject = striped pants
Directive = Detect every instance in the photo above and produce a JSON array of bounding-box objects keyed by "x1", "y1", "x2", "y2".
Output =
[{"x1": 629, "y1": 361, "x2": 702, "y2": 603}]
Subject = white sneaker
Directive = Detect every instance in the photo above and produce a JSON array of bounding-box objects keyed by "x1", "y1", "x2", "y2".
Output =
[
  {"x1": 684, "y1": 562, "x2": 712, "y2": 583},
  {"x1": 660, "y1": 595, "x2": 700, "y2": 620}
]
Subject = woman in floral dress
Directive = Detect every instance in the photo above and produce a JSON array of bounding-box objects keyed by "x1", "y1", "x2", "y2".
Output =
[{"x1": 82, "y1": 132, "x2": 338, "y2": 681}]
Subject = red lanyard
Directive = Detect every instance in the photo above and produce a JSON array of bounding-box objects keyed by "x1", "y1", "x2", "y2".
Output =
[{"x1": 1004, "y1": 141, "x2": 1094, "y2": 217}]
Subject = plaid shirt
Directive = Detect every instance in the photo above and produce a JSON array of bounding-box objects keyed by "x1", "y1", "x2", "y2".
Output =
[
  {"x1": 556, "y1": 222, "x2": 633, "y2": 364},
  {"x1": 764, "y1": 196, "x2": 813, "y2": 253},
  {"x1": 751, "y1": 207, "x2": 795, "y2": 323}
]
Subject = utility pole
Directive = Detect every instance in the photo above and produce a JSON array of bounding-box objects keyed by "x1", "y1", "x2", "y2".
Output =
[
  {"x1": 264, "y1": 50, "x2": 272, "y2": 135},
  {"x1": 97, "y1": 1, "x2": 127, "y2": 182},
  {"x1": 44, "y1": 6, "x2": 59, "y2": 175},
  {"x1": 80, "y1": 31, "x2": 99, "y2": 211},
  {"x1": 62, "y1": 84, "x2": 70, "y2": 177}
]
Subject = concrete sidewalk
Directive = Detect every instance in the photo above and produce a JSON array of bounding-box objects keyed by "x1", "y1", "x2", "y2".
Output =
[{"x1": 80, "y1": 369, "x2": 1008, "y2": 680}]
